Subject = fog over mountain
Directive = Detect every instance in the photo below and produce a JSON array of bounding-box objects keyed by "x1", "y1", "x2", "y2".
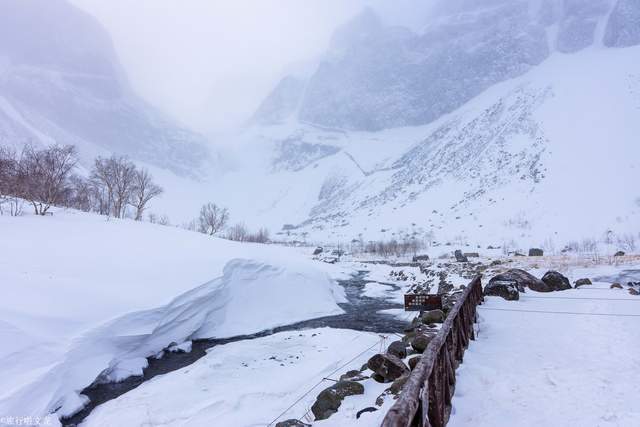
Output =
[
  {"x1": 229, "y1": 0, "x2": 640, "y2": 244},
  {"x1": 0, "y1": 0, "x2": 210, "y2": 176},
  {"x1": 257, "y1": 0, "x2": 637, "y2": 131},
  {"x1": 0, "y1": 0, "x2": 638, "y2": 244}
]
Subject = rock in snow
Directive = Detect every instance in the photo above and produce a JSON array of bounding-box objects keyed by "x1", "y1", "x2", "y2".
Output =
[
  {"x1": 484, "y1": 280, "x2": 521, "y2": 301},
  {"x1": 455, "y1": 250, "x2": 469, "y2": 263},
  {"x1": 421, "y1": 309, "x2": 445, "y2": 324},
  {"x1": 488, "y1": 269, "x2": 550, "y2": 293},
  {"x1": 387, "y1": 340, "x2": 409, "y2": 359},
  {"x1": 311, "y1": 381, "x2": 365, "y2": 420},
  {"x1": 367, "y1": 353, "x2": 409, "y2": 383},
  {"x1": 276, "y1": 419, "x2": 311, "y2": 427},
  {"x1": 411, "y1": 334, "x2": 435, "y2": 353},
  {"x1": 541, "y1": 271, "x2": 572, "y2": 291},
  {"x1": 574, "y1": 278, "x2": 593, "y2": 288}
]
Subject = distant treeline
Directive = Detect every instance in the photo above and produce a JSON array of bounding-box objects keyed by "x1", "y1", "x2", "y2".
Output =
[
  {"x1": 0, "y1": 143, "x2": 162, "y2": 219},
  {"x1": 0, "y1": 143, "x2": 270, "y2": 244}
]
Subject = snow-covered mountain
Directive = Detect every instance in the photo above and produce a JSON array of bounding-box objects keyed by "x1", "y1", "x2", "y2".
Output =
[
  {"x1": 219, "y1": 0, "x2": 640, "y2": 245},
  {"x1": 0, "y1": 0, "x2": 210, "y2": 176}
]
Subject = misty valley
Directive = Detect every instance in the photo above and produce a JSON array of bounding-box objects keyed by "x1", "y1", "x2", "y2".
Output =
[{"x1": 1, "y1": 1, "x2": 639, "y2": 427}]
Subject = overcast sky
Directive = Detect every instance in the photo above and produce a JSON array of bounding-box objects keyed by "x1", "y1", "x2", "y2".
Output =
[{"x1": 70, "y1": 1, "x2": 433, "y2": 134}]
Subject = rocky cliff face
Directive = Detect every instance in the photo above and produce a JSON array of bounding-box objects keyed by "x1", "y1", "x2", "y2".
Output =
[
  {"x1": 233, "y1": 0, "x2": 640, "y2": 243},
  {"x1": 604, "y1": 0, "x2": 640, "y2": 47},
  {"x1": 254, "y1": 0, "x2": 639, "y2": 133},
  {"x1": 0, "y1": 0, "x2": 210, "y2": 176}
]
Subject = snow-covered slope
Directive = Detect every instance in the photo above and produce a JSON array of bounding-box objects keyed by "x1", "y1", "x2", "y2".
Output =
[
  {"x1": 0, "y1": 0, "x2": 210, "y2": 176},
  {"x1": 214, "y1": 1, "x2": 640, "y2": 246},
  {"x1": 0, "y1": 209, "x2": 345, "y2": 423}
]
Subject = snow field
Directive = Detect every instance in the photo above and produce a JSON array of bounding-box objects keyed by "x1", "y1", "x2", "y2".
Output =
[
  {"x1": 0, "y1": 209, "x2": 346, "y2": 424},
  {"x1": 81, "y1": 328, "x2": 388, "y2": 427},
  {"x1": 449, "y1": 278, "x2": 640, "y2": 427}
]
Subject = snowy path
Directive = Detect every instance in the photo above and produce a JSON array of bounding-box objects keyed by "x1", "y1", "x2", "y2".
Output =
[{"x1": 449, "y1": 283, "x2": 640, "y2": 427}]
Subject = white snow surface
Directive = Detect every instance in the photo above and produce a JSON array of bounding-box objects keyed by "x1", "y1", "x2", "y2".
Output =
[
  {"x1": 139, "y1": 45, "x2": 640, "y2": 248},
  {"x1": 0, "y1": 209, "x2": 345, "y2": 424},
  {"x1": 449, "y1": 279, "x2": 640, "y2": 427},
  {"x1": 81, "y1": 328, "x2": 387, "y2": 427}
]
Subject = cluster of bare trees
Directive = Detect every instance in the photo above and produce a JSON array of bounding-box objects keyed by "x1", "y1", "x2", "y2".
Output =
[
  {"x1": 198, "y1": 202, "x2": 229, "y2": 235},
  {"x1": 343, "y1": 237, "x2": 424, "y2": 258},
  {"x1": 224, "y1": 222, "x2": 270, "y2": 243},
  {"x1": 89, "y1": 155, "x2": 163, "y2": 219},
  {"x1": 1, "y1": 144, "x2": 78, "y2": 216},
  {"x1": 192, "y1": 201, "x2": 270, "y2": 243},
  {"x1": 0, "y1": 143, "x2": 162, "y2": 219}
]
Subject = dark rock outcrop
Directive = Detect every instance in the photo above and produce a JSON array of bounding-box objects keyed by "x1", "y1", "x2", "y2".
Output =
[
  {"x1": 367, "y1": 353, "x2": 409, "y2": 383},
  {"x1": 339, "y1": 370, "x2": 369, "y2": 382},
  {"x1": 413, "y1": 254, "x2": 430, "y2": 262},
  {"x1": 610, "y1": 283, "x2": 623, "y2": 289},
  {"x1": 387, "y1": 341, "x2": 408, "y2": 359},
  {"x1": 454, "y1": 250, "x2": 468, "y2": 263},
  {"x1": 313, "y1": 247, "x2": 323, "y2": 255},
  {"x1": 311, "y1": 381, "x2": 365, "y2": 420},
  {"x1": 489, "y1": 269, "x2": 550, "y2": 292},
  {"x1": 276, "y1": 420, "x2": 311, "y2": 427},
  {"x1": 484, "y1": 279, "x2": 520, "y2": 300},
  {"x1": 614, "y1": 251, "x2": 625, "y2": 257},
  {"x1": 574, "y1": 278, "x2": 592, "y2": 288},
  {"x1": 541, "y1": 271, "x2": 572, "y2": 291},
  {"x1": 410, "y1": 334, "x2": 434, "y2": 353},
  {"x1": 421, "y1": 309, "x2": 444, "y2": 324}
]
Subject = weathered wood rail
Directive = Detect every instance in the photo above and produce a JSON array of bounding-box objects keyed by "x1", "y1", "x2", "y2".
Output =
[{"x1": 382, "y1": 275, "x2": 483, "y2": 427}]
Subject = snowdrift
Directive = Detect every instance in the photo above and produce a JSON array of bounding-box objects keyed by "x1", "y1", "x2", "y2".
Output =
[
  {"x1": 106, "y1": 258, "x2": 346, "y2": 382},
  {"x1": 0, "y1": 209, "x2": 344, "y2": 424}
]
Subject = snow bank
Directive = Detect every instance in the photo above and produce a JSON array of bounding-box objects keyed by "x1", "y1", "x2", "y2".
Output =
[
  {"x1": 106, "y1": 258, "x2": 345, "y2": 381},
  {"x1": 0, "y1": 209, "x2": 344, "y2": 424},
  {"x1": 82, "y1": 328, "x2": 382, "y2": 427}
]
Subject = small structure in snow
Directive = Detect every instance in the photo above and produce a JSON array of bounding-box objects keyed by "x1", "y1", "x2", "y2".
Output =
[{"x1": 529, "y1": 248, "x2": 544, "y2": 256}]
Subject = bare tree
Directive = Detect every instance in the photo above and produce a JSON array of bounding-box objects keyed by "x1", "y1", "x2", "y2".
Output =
[
  {"x1": 226, "y1": 222, "x2": 248, "y2": 241},
  {"x1": 618, "y1": 233, "x2": 636, "y2": 252},
  {"x1": 110, "y1": 156, "x2": 136, "y2": 218},
  {"x1": 90, "y1": 157, "x2": 114, "y2": 215},
  {"x1": 246, "y1": 227, "x2": 270, "y2": 243},
  {"x1": 67, "y1": 174, "x2": 93, "y2": 212},
  {"x1": 130, "y1": 168, "x2": 163, "y2": 220},
  {"x1": 0, "y1": 145, "x2": 23, "y2": 216},
  {"x1": 158, "y1": 214, "x2": 171, "y2": 226},
  {"x1": 198, "y1": 203, "x2": 229, "y2": 235},
  {"x1": 18, "y1": 144, "x2": 78, "y2": 215},
  {"x1": 90, "y1": 155, "x2": 136, "y2": 218}
]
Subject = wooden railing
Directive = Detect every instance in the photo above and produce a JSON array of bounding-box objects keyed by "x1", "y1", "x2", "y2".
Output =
[{"x1": 381, "y1": 276, "x2": 483, "y2": 427}]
